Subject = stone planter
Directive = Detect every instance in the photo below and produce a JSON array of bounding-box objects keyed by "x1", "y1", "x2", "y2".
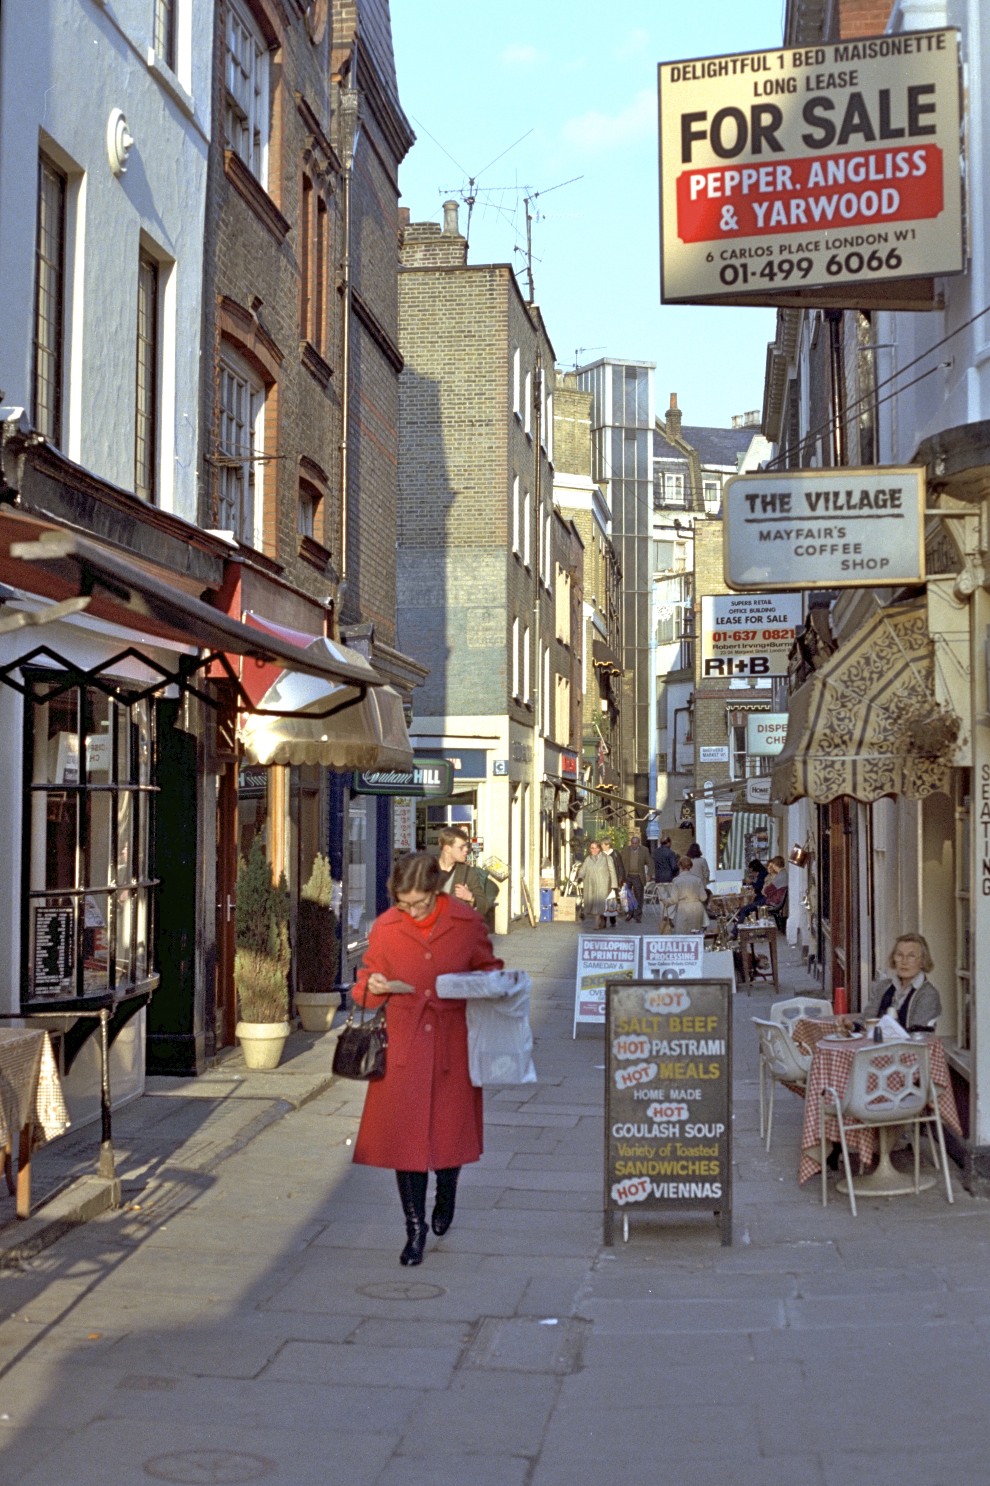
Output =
[
  {"x1": 294, "y1": 991, "x2": 338, "y2": 1034},
  {"x1": 235, "y1": 1019, "x2": 291, "y2": 1070}
]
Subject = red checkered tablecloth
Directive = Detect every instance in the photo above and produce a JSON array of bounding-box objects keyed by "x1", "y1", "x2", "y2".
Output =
[{"x1": 798, "y1": 1031, "x2": 961, "y2": 1185}]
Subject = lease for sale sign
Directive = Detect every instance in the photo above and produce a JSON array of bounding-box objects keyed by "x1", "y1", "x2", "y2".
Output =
[
  {"x1": 658, "y1": 29, "x2": 963, "y2": 305},
  {"x1": 700, "y1": 594, "x2": 802, "y2": 678}
]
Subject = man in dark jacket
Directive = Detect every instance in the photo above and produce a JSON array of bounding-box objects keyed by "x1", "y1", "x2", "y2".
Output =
[
  {"x1": 620, "y1": 834, "x2": 652, "y2": 922},
  {"x1": 434, "y1": 827, "x2": 489, "y2": 915},
  {"x1": 653, "y1": 836, "x2": 679, "y2": 883}
]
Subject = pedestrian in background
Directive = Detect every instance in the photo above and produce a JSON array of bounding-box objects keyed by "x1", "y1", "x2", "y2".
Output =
[
  {"x1": 653, "y1": 836, "x2": 679, "y2": 883},
  {"x1": 350, "y1": 852, "x2": 503, "y2": 1267},
  {"x1": 577, "y1": 840, "x2": 616, "y2": 931},
  {"x1": 434, "y1": 826, "x2": 488, "y2": 916},
  {"x1": 621, "y1": 833, "x2": 652, "y2": 922},
  {"x1": 600, "y1": 841, "x2": 624, "y2": 928},
  {"x1": 686, "y1": 841, "x2": 711, "y2": 887},
  {"x1": 666, "y1": 858, "x2": 709, "y2": 932}
]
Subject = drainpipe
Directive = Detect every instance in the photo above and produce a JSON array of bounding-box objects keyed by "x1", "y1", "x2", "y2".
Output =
[
  {"x1": 824, "y1": 309, "x2": 846, "y2": 467},
  {"x1": 338, "y1": 86, "x2": 361, "y2": 629}
]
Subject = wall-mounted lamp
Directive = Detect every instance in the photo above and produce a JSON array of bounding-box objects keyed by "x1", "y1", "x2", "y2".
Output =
[{"x1": 107, "y1": 108, "x2": 134, "y2": 176}]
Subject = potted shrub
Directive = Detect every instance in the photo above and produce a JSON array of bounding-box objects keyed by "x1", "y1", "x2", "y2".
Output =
[
  {"x1": 295, "y1": 852, "x2": 340, "y2": 1032},
  {"x1": 234, "y1": 836, "x2": 291, "y2": 1069}
]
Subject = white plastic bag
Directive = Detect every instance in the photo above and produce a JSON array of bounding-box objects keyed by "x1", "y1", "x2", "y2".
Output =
[{"x1": 436, "y1": 970, "x2": 537, "y2": 1086}]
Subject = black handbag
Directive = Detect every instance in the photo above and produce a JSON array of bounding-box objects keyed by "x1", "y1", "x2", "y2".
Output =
[{"x1": 332, "y1": 1002, "x2": 388, "y2": 1081}]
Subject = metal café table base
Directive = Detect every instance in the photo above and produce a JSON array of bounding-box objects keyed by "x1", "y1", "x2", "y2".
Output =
[
  {"x1": 837, "y1": 1123, "x2": 937, "y2": 1197},
  {"x1": 736, "y1": 923, "x2": 779, "y2": 991}
]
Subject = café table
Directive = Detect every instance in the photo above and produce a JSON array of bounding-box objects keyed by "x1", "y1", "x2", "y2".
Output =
[
  {"x1": 735, "y1": 921, "x2": 779, "y2": 991},
  {"x1": 0, "y1": 1026, "x2": 70, "y2": 1217},
  {"x1": 797, "y1": 1023, "x2": 962, "y2": 1192}
]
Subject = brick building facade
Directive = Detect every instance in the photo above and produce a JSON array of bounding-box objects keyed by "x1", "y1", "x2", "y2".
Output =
[
  {"x1": 204, "y1": 0, "x2": 422, "y2": 1035},
  {"x1": 397, "y1": 202, "x2": 569, "y2": 926}
]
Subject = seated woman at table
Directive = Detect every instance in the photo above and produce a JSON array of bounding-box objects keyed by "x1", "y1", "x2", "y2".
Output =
[
  {"x1": 734, "y1": 859, "x2": 769, "y2": 927},
  {"x1": 665, "y1": 858, "x2": 709, "y2": 932},
  {"x1": 862, "y1": 933, "x2": 942, "y2": 1032}
]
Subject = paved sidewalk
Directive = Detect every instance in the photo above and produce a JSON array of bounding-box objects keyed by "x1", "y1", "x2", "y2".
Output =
[{"x1": 0, "y1": 920, "x2": 989, "y2": 1485}]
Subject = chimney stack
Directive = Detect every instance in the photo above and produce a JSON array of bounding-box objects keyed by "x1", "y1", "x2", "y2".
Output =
[{"x1": 666, "y1": 393, "x2": 682, "y2": 439}]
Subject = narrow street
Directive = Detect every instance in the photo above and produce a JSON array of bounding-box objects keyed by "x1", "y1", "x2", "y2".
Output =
[{"x1": 1, "y1": 924, "x2": 988, "y2": 1486}]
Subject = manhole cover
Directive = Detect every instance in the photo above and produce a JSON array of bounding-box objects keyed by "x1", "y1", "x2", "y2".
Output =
[
  {"x1": 357, "y1": 1280, "x2": 445, "y2": 1300},
  {"x1": 143, "y1": 1451, "x2": 275, "y2": 1483}
]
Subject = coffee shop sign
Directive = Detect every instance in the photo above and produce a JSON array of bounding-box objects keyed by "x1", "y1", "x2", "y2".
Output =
[{"x1": 723, "y1": 466, "x2": 924, "y2": 590}]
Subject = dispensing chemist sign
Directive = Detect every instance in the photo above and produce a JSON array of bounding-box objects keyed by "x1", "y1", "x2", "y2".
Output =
[
  {"x1": 658, "y1": 29, "x2": 964, "y2": 305},
  {"x1": 723, "y1": 466, "x2": 925, "y2": 590}
]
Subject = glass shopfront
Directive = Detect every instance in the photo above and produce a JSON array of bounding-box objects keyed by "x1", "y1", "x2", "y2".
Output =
[
  {"x1": 345, "y1": 791, "x2": 376, "y2": 957},
  {"x1": 25, "y1": 677, "x2": 157, "y2": 1004}
]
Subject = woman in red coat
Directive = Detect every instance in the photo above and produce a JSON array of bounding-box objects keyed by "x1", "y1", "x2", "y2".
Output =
[{"x1": 351, "y1": 851, "x2": 503, "y2": 1266}]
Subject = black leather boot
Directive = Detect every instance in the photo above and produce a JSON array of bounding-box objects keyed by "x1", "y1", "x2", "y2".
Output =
[
  {"x1": 395, "y1": 1170, "x2": 428, "y2": 1266},
  {"x1": 431, "y1": 1166, "x2": 460, "y2": 1236}
]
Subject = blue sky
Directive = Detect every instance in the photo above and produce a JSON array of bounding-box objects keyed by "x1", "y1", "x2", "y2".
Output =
[{"x1": 390, "y1": 0, "x2": 787, "y2": 429}]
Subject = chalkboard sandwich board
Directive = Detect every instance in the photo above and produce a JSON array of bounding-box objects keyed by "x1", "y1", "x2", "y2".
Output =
[{"x1": 604, "y1": 978, "x2": 732, "y2": 1246}]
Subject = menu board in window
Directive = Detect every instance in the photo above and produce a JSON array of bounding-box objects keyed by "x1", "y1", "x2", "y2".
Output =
[
  {"x1": 604, "y1": 978, "x2": 732, "y2": 1246},
  {"x1": 33, "y1": 906, "x2": 74, "y2": 996}
]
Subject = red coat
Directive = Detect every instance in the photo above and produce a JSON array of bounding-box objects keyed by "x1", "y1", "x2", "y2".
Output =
[{"x1": 350, "y1": 895, "x2": 503, "y2": 1171}]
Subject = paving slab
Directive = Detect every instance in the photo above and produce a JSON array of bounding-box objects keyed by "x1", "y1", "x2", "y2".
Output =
[{"x1": 1, "y1": 922, "x2": 990, "y2": 1485}]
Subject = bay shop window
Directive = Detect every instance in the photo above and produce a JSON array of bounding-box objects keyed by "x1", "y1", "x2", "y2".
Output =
[{"x1": 25, "y1": 676, "x2": 157, "y2": 1006}]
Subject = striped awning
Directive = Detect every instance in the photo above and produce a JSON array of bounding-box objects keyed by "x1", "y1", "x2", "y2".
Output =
[
  {"x1": 772, "y1": 598, "x2": 955, "y2": 805},
  {"x1": 723, "y1": 811, "x2": 765, "y2": 870}
]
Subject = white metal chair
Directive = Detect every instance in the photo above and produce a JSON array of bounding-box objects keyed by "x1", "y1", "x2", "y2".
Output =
[
  {"x1": 769, "y1": 997, "x2": 833, "y2": 1034},
  {"x1": 641, "y1": 881, "x2": 662, "y2": 910},
  {"x1": 752, "y1": 1017, "x2": 811, "y2": 1152},
  {"x1": 820, "y1": 1041, "x2": 954, "y2": 1216}
]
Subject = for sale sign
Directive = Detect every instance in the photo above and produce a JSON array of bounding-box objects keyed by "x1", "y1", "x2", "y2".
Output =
[{"x1": 658, "y1": 30, "x2": 964, "y2": 307}]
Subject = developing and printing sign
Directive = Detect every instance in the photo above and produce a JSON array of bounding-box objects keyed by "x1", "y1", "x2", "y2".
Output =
[
  {"x1": 701, "y1": 593, "x2": 802, "y2": 678},
  {"x1": 723, "y1": 467, "x2": 925, "y2": 589},
  {"x1": 658, "y1": 30, "x2": 964, "y2": 308},
  {"x1": 573, "y1": 935, "x2": 640, "y2": 1034}
]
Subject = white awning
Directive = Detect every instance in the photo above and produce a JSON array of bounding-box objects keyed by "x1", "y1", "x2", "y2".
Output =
[{"x1": 238, "y1": 660, "x2": 413, "y2": 769}]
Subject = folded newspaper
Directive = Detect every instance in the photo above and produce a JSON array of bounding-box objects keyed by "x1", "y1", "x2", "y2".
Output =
[
  {"x1": 436, "y1": 970, "x2": 537, "y2": 1086},
  {"x1": 877, "y1": 1012, "x2": 912, "y2": 1042}
]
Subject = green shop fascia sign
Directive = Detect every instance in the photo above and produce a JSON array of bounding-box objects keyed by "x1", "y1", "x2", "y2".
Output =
[{"x1": 352, "y1": 758, "x2": 453, "y2": 797}]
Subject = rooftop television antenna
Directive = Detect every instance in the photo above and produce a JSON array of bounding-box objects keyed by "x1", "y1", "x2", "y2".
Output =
[
  {"x1": 520, "y1": 177, "x2": 582, "y2": 303},
  {"x1": 439, "y1": 127, "x2": 535, "y2": 242},
  {"x1": 573, "y1": 346, "x2": 605, "y2": 371}
]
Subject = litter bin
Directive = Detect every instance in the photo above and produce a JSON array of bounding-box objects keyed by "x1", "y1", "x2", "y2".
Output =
[{"x1": 539, "y1": 888, "x2": 554, "y2": 923}]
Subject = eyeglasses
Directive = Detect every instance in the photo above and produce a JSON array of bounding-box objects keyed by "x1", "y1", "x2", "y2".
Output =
[{"x1": 394, "y1": 892, "x2": 437, "y2": 915}]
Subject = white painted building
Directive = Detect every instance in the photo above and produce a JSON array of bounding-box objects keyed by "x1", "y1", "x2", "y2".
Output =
[
  {"x1": 0, "y1": 0, "x2": 215, "y2": 1122},
  {"x1": 0, "y1": 0, "x2": 212, "y2": 518}
]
